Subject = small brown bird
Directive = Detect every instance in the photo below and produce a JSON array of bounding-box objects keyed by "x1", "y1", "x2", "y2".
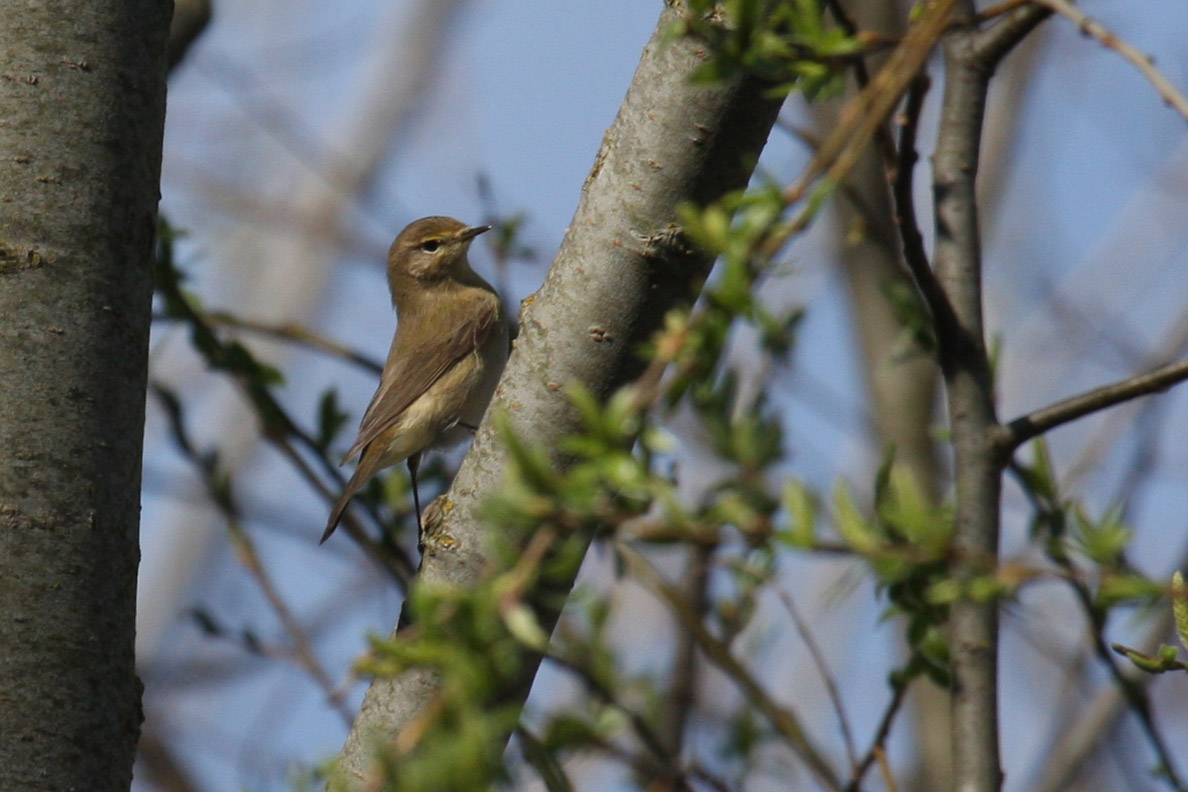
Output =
[{"x1": 323, "y1": 216, "x2": 509, "y2": 543}]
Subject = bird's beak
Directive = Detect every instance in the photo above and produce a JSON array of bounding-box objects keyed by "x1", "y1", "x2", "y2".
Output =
[{"x1": 457, "y1": 225, "x2": 491, "y2": 242}]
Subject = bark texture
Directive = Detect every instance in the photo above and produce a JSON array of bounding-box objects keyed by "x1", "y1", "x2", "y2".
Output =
[
  {"x1": 932, "y1": 6, "x2": 1049, "y2": 792},
  {"x1": 0, "y1": 1, "x2": 171, "y2": 790},
  {"x1": 334, "y1": 5, "x2": 784, "y2": 785}
]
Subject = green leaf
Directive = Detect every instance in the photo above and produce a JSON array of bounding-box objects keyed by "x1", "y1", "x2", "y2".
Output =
[
  {"x1": 517, "y1": 727, "x2": 575, "y2": 792},
  {"x1": 1111, "y1": 642, "x2": 1188, "y2": 675},
  {"x1": 494, "y1": 410, "x2": 560, "y2": 496},
  {"x1": 502, "y1": 603, "x2": 549, "y2": 651},
  {"x1": 833, "y1": 483, "x2": 878, "y2": 553},
  {"x1": 780, "y1": 478, "x2": 817, "y2": 547},
  {"x1": 1173, "y1": 571, "x2": 1188, "y2": 652},
  {"x1": 1072, "y1": 503, "x2": 1131, "y2": 566},
  {"x1": 315, "y1": 388, "x2": 349, "y2": 453},
  {"x1": 1097, "y1": 573, "x2": 1162, "y2": 607},
  {"x1": 1019, "y1": 437, "x2": 1057, "y2": 502}
]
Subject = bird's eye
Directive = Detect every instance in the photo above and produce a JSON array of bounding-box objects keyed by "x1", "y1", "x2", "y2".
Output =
[{"x1": 420, "y1": 239, "x2": 441, "y2": 253}]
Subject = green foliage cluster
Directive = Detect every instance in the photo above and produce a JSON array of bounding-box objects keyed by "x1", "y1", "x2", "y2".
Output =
[
  {"x1": 1111, "y1": 571, "x2": 1188, "y2": 676},
  {"x1": 668, "y1": 0, "x2": 861, "y2": 98},
  {"x1": 1014, "y1": 438, "x2": 1164, "y2": 609}
]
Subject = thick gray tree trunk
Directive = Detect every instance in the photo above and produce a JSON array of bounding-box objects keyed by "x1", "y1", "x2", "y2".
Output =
[
  {"x1": 333, "y1": 4, "x2": 784, "y2": 786},
  {"x1": 0, "y1": 2, "x2": 172, "y2": 790}
]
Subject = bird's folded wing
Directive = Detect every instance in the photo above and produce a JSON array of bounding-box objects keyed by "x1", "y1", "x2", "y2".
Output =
[{"x1": 343, "y1": 297, "x2": 499, "y2": 462}]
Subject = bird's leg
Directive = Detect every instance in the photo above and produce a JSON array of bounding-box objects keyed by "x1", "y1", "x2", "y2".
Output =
[{"x1": 408, "y1": 453, "x2": 423, "y2": 551}]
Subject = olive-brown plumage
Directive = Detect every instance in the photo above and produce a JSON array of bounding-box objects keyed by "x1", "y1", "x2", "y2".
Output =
[{"x1": 323, "y1": 216, "x2": 509, "y2": 542}]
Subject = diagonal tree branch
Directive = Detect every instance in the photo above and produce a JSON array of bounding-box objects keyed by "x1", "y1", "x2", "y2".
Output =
[
  {"x1": 1033, "y1": 0, "x2": 1188, "y2": 122},
  {"x1": 995, "y1": 357, "x2": 1188, "y2": 453},
  {"x1": 331, "y1": 4, "x2": 787, "y2": 786}
]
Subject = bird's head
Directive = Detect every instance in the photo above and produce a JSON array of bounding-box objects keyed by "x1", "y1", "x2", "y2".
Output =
[{"x1": 387, "y1": 216, "x2": 490, "y2": 285}]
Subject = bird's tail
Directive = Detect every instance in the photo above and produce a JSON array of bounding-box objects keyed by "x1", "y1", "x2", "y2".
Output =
[
  {"x1": 321, "y1": 496, "x2": 351, "y2": 544},
  {"x1": 321, "y1": 452, "x2": 379, "y2": 543}
]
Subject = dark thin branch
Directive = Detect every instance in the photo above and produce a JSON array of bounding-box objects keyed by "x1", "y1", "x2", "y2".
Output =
[
  {"x1": 845, "y1": 677, "x2": 911, "y2": 792},
  {"x1": 514, "y1": 726, "x2": 575, "y2": 792},
  {"x1": 1026, "y1": 537, "x2": 1188, "y2": 791},
  {"x1": 821, "y1": 0, "x2": 898, "y2": 174},
  {"x1": 970, "y1": 4, "x2": 1052, "y2": 66},
  {"x1": 778, "y1": 588, "x2": 857, "y2": 772},
  {"x1": 888, "y1": 71, "x2": 959, "y2": 349},
  {"x1": 776, "y1": 116, "x2": 904, "y2": 264},
  {"x1": 823, "y1": 0, "x2": 869, "y2": 86},
  {"x1": 226, "y1": 522, "x2": 355, "y2": 727},
  {"x1": 778, "y1": 0, "x2": 958, "y2": 210},
  {"x1": 203, "y1": 312, "x2": 383, "y2": 374},
  {"x1": 1064, "y1": 576, "x2": 1185, "y2": 790},
  {"x1": 543, "y1": 649, "x2": 693, "y2": 790},
  {"x1": 995, "y1": 357, "x2": 1188, "y2": 454},
  {"x1": 618, "y1": 543, "x2": 843, "y2": 792},
  {"x1": 150, "y1": 385, "x2": 354, "y2": 726},
  {"x1": 659, "y1": 544, "x2": 712, "y2": 757}
]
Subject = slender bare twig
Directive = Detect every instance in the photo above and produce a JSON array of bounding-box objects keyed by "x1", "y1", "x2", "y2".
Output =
[
  {"x1": 617, "y1": 543, "x2": 843, "y2": 792},
  {"x1": 976, "y1": 0, "x2": 1030, "y2": 22},
  {"x1": 659, "y1": 544, "x2": 712, "y2": 758},
  {"x1": 888, "y1": 72, "x2": 956, "y2": 345},
  {"x1": 1033, "y1": 0, "x2": 1188, "y2": 122},
  {"x1": 203, "y1": 312, "x2": 383, "y2": 373},
  {"x1": 995, "y1": 357, "x2": 1188, "y2": 453},
  {"x1": 226, "y1": 522, "x2": 355, "y2": 726},
  {"x1": 778, "y1": 0, "x2": 957, "y2": 212},
  {"x1": 777, "y1": 589, "x2": 858, "y2": 771},
  {"x1": 542, "y1": 649, "x2": 694, "y2": 791},
  {"x1": 845, "y1": 678, "x2": 911, "y2": 792},
  {"x1": 150, "y1": 385, "x2": 354, "y2": 725}
]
